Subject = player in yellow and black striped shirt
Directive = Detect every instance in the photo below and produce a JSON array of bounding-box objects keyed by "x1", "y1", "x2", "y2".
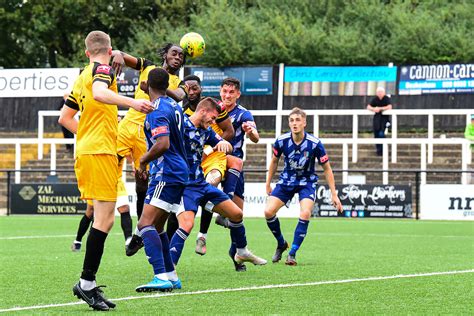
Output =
[{"x1": 110, "y1": 44, "x2": 187, "y2": 223}]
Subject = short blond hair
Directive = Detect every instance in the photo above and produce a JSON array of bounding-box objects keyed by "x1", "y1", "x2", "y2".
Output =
[
  {"x1": 85, "y1": 31, "x2": 111, "y2": 56},
  {"x1": 289, "y1": 107, "x2": 306, "y2": 119}
]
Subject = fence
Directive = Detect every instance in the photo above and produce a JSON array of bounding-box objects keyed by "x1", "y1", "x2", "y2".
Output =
[{"x1": 3, "y1": 168, "x2": 473, "y2": 220}]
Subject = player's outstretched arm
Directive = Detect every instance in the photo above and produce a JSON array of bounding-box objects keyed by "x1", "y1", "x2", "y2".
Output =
[
  {"x1": 217, "y1": 118, "x2": 235, "y2": 141},
  {"x1": 322, "y1": 162, "x2": 343, "y2": 212},
  {"x1": 92, "y1": 81, "x2": 153, "y2": 113},
  {"x1": 265, "y1": 155, "x2": 279, "y2": 195},
  {"x1": 58, "y1": 105, "x2": 78, "y2": 134},
  {"x1": 243, "y1": 121, "x2": 259, "y2": 143},
  {"x1": 167, "y1": 87, "x2": 187, "y2": 102},
  {"x1": 111, "y1": 50, "x2": 139, "y2": 75}
]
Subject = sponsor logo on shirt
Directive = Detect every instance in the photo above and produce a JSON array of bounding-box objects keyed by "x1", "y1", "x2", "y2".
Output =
[
  {"x1": 96, "y1": 65, "x2": 111, "y2": 74},
  {"x1": 152, "y1": 126, "x2": 168, "y2": 137}
]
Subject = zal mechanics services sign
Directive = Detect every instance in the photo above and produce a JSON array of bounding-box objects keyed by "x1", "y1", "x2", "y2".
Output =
[
  {"x1": 399, "y1": 63, "x2": 474, "y2": 95},
  {"x1": 420, "y1": 185, "x2": 474, "y2": 220},
  {"x1": 11, "y1": 184, "x2": 87, "y2": 215},
  {"x1": 0, "y1": 68, "x2": 80, "y2": 97},
  {"x1": 242, "y1": 183, "x2": 412, "y2": 218}
]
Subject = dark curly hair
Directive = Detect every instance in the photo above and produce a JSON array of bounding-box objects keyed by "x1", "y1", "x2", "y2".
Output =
[{"x1": 157, "y1": 43, "x2": 186, "y2": 69}]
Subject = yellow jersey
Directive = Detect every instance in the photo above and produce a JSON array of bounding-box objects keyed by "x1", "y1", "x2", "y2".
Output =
[
  {"x1": 65, "y1": 62, "x2": 118, "y2": 156},
  {"x1": 183, "y1": 99, "x2": 229, "y2": 135},
  {"x1": 123, "y1": 57, "x2": 184, "y2": 125}
]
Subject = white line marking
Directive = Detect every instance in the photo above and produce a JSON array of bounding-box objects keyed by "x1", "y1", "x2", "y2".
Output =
[
  {"x1": 0, "y1": 233, "x2": 122, "y2": 240},
  {"x1": 1, "y1": 269, "x2": 472, "y2": 313}
]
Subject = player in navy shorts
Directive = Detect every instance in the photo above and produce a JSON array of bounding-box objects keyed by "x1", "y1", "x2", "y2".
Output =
[
  {"x1": 264, "y1": 107, "x2": 343, "y2": 266},
  {"x1": 168, "y1": 97, "x2": 266, "y2": 272},
  {"x1": 133, "y1": 68, "x2": 188, "y2": 292}
]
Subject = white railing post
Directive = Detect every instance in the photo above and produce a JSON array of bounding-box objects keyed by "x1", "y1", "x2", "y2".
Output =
[
  {"x1": 352, "y1": 114, "x2": 358, "y2": 163},
  {"x1": 428, "y1": 114, "x2": 434, "y2": 164},
  {"x1": 420, "y1": 143, "x2": 427, "y2": 185},
  {"x1": 461, "y1": 142, "x2": 468, "y2": 185},
  {"x1": 342, "y1": 143, "x2": 348, "y2": 184},
  {"x1": 313, "y1": 115, "x2": 319, "y2": 138},
  {"x1": 275, "y1": 63, "x2": 285, "y2": 137},
  {"x1": 391, "y1": 114, "x2": 397, "y2": 163},
  {"x1": 38, "y1": 112, "x2": 44, "y2": 159},
  {"x1": 15, "y1": 143, "x2": 21, "y2": 184},
  {"x1": 266, "y1": 143, "x2": 273, "y2": 181},
  {"x1": 383, "y1": 142, "x2": 389, "y2": 184},
  {"x1": 50, "y1": 143, "x2": 56, "y2": 176}
]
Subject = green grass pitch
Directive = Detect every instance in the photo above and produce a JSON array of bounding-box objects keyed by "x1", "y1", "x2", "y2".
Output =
[{"x1": 0, "y1": 216, "x2": 472, "y2": 314}]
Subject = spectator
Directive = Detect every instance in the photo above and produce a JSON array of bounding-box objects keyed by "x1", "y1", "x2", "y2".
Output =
[
  {"x1": 367, "y1": 87, "x2": 392, "y2": 156},
  {"x1": 58, "y1": 93, "x2": 74, "y2": 153}
]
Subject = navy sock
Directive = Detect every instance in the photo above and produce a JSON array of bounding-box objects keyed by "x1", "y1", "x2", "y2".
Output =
[
  {"x1": 139, "y1": 226, "x2": 165, "y2": 275},
  {"x1": 289, "y1": 218, "x2": 310, "y2": 256},
  {"x1": 229, "y1": 243, "x2": 237, "y2": 260},
  {"x1": 199, "y1": 210, "x2": 213, "y2": 234},
  {"x1": 136, "y1": 191, "x2": 146, "y2": 220},
  {"x1": 158, "y1": 231, "x2": 175, "y2": 273},
  {"x1": 228, "y1": 220, "x2": 247, "y2": 249},
  {"x1": 166, "y1": 213, "x2": 179, "y2": 240},
  {"x1": 223, "y1": 168, "x2": 241, "y2": 199},
  {"x1": 266, "y1": 216, "x2": 285, "y2": 248},
  {"x1": 169, "y1": 228, "x2": 189, "y2": 265}
]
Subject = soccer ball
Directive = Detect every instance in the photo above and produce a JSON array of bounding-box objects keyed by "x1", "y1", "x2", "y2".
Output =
[{"x1": 180, "y1": 32, "x2": 205, "y2": 58}]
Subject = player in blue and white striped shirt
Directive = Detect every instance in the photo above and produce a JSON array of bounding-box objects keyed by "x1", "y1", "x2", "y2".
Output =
[{"x1": 264, "y1": 107, "x2": 343, "y2": 266}]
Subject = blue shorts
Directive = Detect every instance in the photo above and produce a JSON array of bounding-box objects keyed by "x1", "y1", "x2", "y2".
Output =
[
  {"x1": 145, "y1": 180, "x2": 185, "y2": 213},
  {"x1": 234, "y1": 171, "x2": 245, "y2": 199},
  {"x1": 182, "y1": 181, "x2": 229, "y2": 213},
  {"x1": 271, "y1": 182, "x2": 317, "y2": 207}
]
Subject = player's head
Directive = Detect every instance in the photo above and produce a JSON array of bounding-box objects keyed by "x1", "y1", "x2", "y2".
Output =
[
  {"x1": 195, "y1": 97, "x2": 222, "y2": 129},
  {"x1": 158, "y1": 43, "x2": 186, "y2": 73},
  {"x1": 147, "y1": 68, "x2": 169, "y2": 94},
  {"x1": 84, "y1": 31, "x2": 112, "y2": 58},
  {"x1": 376, "y1": 87, "x2": 386, "y2": 99},
  {"x1": 220, "y1": 77, "x2": 241, "y2": 108},
  {"x1": 183, "y1": 75, "x2": 202, "y2": 102},
  {"x1": 288, "y1": 107, "x2": 307, "y2": 134}
]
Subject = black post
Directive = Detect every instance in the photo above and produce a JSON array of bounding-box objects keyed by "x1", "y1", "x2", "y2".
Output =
[
  {"x1": 415, "y1": 171, "x2": 420, "y2": 220},
  {"x1": 6, "y1": 170, "x2": 11, "y2": 216}
]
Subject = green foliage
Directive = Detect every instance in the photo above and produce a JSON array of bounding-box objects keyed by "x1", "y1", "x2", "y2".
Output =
[{"x1": 1, "y1": 0, "x2": 473, "y2": 67}]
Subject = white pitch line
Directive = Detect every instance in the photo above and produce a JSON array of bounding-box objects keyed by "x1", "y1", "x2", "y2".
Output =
[
  {"x1": 0, "y1": 233, "x2": 122, "y2": 240},
  {"x1": 1, "y1": 269, "x2": 472, "y2": 313}
]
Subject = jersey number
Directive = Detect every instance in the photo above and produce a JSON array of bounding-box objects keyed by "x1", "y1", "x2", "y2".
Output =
[{"x1": 175, "y1": 110, "x2": 182, "y2": 130}]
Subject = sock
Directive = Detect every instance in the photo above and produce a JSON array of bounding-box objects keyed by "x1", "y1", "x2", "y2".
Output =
[
  {"x1": 229, "y1": 243, "x2": 237, "y2": 262},
  {"x1": 158, "y1": 231, "x2": 175, "y2": 273},
  {"x1": 140, "y1": 225, "x2": 165, "y2": 275},
  {"x1": 236, "y1": 247, "x2": 249, "y2": 256},
  {"x1": 81, "y1": 227, "x2": 108, "y2": 281},
  {"x1": 75, "y1": 214, "x2": 92, "y2": 242},
  {"x1": 156, "y1": 273, "x2": 168, "y2": 280},
  {"x1": 289, "y1": 218, "x2": 310, "y2": 256},
  {"x1": 166, "y1": 213, "x2": 179, "y2": 240},
  {"x1": 79, "y1": 278, "x2": 96, "y2": 291},
  {"x1": 136, "y1": 191, "x2": 146, "y2": 220},
  {"x1": 120, "y1": 211, "x2": 133, "y2": 240},
  {"x1": 222, "y1": 168, "x2": 241, "y2": 199},
  {"x1": 228, "y1": 220, "x2": 247, "y2": 249},
  {"x1": 197, "y1": 232, "x2": 207, "y2": 239},
  {"x1": 199, "y1": 209, "x2": 213, "y2": 235},
  {"x1": 266, "y1": 216, "x2": 285, "y2": 248},
  {"x1": 169, "y1": 228, "x2": 189, "y2": 265},
  {"x1": 166, "y1": 270, "x2": 178, "y2": 282}
]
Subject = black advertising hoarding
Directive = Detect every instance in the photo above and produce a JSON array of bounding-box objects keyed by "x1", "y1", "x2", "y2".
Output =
[
  {"x1": 11, "y1": 184, "x2": 87, "y2": 215},
  {"x1": 117, "y1": 68, "x2": 139, "y2": 97},
  {"x1": 314, "y1": 184, "x2": 412, "y2": 218}
]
